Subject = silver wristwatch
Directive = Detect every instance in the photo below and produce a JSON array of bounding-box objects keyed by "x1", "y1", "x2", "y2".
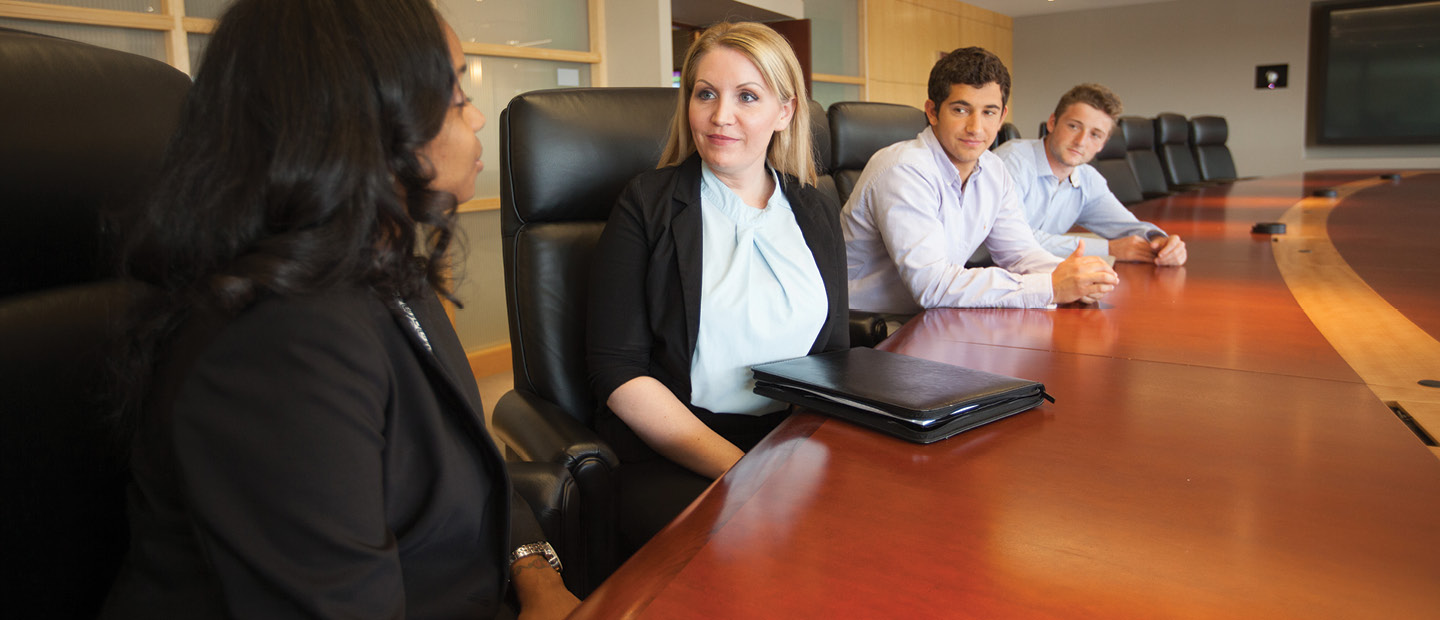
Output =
[{"x1": 510, "y1": 541, "x2": 562, "y2": 573}]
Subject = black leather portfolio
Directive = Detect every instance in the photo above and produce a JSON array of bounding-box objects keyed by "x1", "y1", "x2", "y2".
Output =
[{"x1": 751, "y1": 347, "x2": 1052, "y2": 444}]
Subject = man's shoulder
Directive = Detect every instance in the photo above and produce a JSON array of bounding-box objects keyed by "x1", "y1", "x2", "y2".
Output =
[{"x1": 994, "y1": 138, "x2": 1040, "y2": 169}]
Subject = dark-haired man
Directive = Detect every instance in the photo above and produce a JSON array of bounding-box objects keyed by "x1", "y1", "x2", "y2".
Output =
[
  {"x1": 842, "y1": 47, "x2": 1116, "y2": 311},
  {"x1": 995, "y1": 83, "x2": 1186, "y2": 266}
]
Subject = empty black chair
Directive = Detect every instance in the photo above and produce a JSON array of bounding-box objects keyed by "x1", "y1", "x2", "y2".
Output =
[
  {"x1": 1119, "y1": 116, "x2": 1172, "y2": 200},
  {"x1": 828, "y1": 101, "x2": 928, "y2": 205},
  {"x1": 1091, "y1": 123, "x2": 1144, "y2": 206},
  {"x1": 1189, "y1": 115, "x2": 1238, "y2": 183},
  {"x1": 0, "y1": 28, "x2": 190, "y2": 619},
  {"x1": 1153, "y1": 112, "x2": 1208, "y2": 190},
  {"x1": 991, "y1": 121, "x2": 1020, "y2": 150}
]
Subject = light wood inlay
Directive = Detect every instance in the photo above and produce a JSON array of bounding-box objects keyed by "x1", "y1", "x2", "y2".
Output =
[{"x1": 1272, "y1": 172, "x2": 1440, "y2": 456}]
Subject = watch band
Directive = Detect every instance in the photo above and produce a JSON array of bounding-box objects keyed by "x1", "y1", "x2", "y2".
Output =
[{"x1": 510, "y1": 541, "x2": 563, "y2": 573}]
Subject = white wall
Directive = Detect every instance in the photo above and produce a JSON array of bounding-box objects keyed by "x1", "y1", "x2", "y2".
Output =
[
  {"x1": 605, "y1": 0, "x2": 673, "y2": 87},
  {"x1": 1009, "y1": 0, "x2": 1440, "y2": 177}
]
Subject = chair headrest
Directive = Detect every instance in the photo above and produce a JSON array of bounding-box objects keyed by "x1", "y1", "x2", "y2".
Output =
[
  {"x1": 1120, "y1": 116, "x2": 1155, "y2": 151},
  {"x1": 0, "y1": 28, "x2": 191, "y2": 297},
  {"x1": 828, "y1": 102, "x2": 928, "y2": 171},
  {"x1": 1189, "y1": 115, "x2": 1228, "y2": 146},
  {"x1": 1097, "y1": 123, "x2": 1128, "y2": 160},
  {"x1": 809, "y1": 100, "x2": 831, "y2": 175},
  {"x1": 1153, "y1": 112, "x2": 1189, "y2": 146},
  {"x1": 499, "y1": 87, "x2": 677, "y2": 232}
]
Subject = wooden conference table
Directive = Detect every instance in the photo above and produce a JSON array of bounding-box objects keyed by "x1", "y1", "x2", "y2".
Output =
[{"x1": 571, "y1": 171, "x2": 1440, "y2": 618}]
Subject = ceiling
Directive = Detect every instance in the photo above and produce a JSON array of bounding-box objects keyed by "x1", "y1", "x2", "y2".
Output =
[{"x1": 949, "y1": 0, "x2": 1177, "y2": 19}]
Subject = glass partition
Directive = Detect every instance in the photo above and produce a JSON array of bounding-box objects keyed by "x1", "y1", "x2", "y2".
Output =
[
  {"x1": 440, "y1": 0, "x2": 589, "y2": 52},
  {"x1": 812, "y1": 82, "x2": 862, "y2": 110},
  {"x1": 459, "y1": 55, "x2": 591, "y2": 200},
  {"x1": 805, "y1": 0, "x2": 860, "y2": 77},
  {"x1": 183, "y1": 0, "x2": 230, "y2": 19}
]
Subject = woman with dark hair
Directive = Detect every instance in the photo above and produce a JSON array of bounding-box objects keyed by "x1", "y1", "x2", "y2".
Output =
[
  {"x1": 101, "y1": 0, "x2": 577, "y2": 617},
  {"x1": 587, "y1": 22, "x2": 849, "y2": 553}
]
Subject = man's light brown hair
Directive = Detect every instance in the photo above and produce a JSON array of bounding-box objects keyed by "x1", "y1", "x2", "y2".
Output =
[{"x1": 1053, "y1": 83, "x2": 1123, "y2": 121}]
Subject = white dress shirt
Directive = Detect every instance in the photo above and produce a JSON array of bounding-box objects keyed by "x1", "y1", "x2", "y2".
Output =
[
  {"x1": 841, "y1": 128, "x2": 1062, "y2": 313},
  {"x1": 995, "y1": 138, "x2": 1166, "y2": 258},
  {"x1": 690, "y1": 163, "x2": 827, "y2": 415}
]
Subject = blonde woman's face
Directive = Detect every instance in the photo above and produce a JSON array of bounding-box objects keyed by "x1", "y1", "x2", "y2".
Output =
[{"x1": 687, "y1": 47, "x2": 794, "y2": 185}]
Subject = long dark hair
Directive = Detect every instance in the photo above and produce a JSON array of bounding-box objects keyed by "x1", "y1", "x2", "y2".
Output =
[{"x1": 111, "y1": 0, "x2": 461, "y2": 431}]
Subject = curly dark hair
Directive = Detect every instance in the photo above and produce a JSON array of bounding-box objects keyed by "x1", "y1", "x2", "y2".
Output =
[
  {"x1": 111, "y1": 0, "x2": 462, "y2": 430},
  {"x1": 927, "y1": 46, "x2": 1011, "y2": 109}
]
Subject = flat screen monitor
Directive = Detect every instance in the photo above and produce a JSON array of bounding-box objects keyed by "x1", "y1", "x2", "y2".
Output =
[{"x1": 1308, "y1": 0, "x2": 1440, "y2": 145}]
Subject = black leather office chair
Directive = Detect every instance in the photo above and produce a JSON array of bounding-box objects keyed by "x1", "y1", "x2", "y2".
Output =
[
  {"x1": 828, "y1": 101, "x2": 928, "y2": 205},
  {"x1": 0, "y1": 28, "x2": 190, "y2": 619},
  {"x1": 1153, "y1": 112, "x2": 1210, "y2": 190},
  {"x1": 492, "y1": 87, "x2": 677, "y2": 595},
  {"x1": 1119, "y1": 115, "x2": 1173, "y2": 200},
  {"x1": 808, "y1": 99, "x2": 841, "y2": 205},
  {"x1": 1091, "y1": 123, "x2": 1145, "y2": 206},
  {"x1": 1189, "y1": 115, "x2": 1239, "y2": 183},
  {"x1": 1037, "y1": 119, "x2": 1049, "y2": 139},
  {"x1": 991, "y1": 122, "x2": 1020, "y2": 150}
]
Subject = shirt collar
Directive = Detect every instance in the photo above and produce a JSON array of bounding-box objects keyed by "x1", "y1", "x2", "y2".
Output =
[
  {"x1": 1033, "y1": 137, "x2": 1081, "y2": 188},
  {"x1": 921, "y1": 126, "x2": 982, "y2": 190}
]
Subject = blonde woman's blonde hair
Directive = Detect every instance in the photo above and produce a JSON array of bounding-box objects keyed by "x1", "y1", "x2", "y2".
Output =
[{"x1": 658, "y1": 21, "x2": 816, "y2": 187}]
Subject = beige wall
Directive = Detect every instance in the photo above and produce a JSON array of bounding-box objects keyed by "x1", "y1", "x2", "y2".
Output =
[
  {"x1": 864, "y1": 0, "x2": 1012, "y2": 109},
  {"x1": 1009, "y1": 0, "x2": 1440, "y2": 177}
]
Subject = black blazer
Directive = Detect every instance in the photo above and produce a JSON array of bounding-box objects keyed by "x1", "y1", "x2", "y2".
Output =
[
  {"x1": 102, "y1": 287, "x2": 539, "y2": 619},
  {"x1": 587, "y1": 153, "x2": 850, "y2": 415}
]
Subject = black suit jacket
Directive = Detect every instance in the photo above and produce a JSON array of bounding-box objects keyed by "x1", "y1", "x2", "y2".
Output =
[
  {"x1": 102, "y1": 287, "x2": 537, "y2": 619},
  {"x1": 587, "y1": 153, "x2": 850, "y2": 418}
]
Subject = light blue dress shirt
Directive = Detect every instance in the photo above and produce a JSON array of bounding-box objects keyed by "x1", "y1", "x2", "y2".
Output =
[
  {"x1": 689, "y1": 163, "x2": 827, "y2": 416},
  {"x1": 995, "y1": 138, "x2": 1166, "y2": 258},
  {"x1": 841, "y1": 128, "x2": 1062, "y2": 312}
]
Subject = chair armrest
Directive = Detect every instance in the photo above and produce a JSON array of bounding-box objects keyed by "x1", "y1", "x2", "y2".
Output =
[
  {"x1": 848, "y1": 310, "x2": 889, "y2": 348},
  {"x1": 493, "y1": 389, "x2": 619, "y2": 474},
  {"x1": 507, "y1": 460, "x2": 587, "y2": 594}
]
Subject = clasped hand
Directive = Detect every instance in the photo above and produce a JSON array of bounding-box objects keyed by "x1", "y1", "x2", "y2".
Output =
[{"x1": 1052, "y1": 240, "x2": 1119, "y2": 305}]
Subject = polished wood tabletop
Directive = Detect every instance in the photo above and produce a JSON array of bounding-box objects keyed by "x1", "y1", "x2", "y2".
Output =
[{"x1": 570, "y1": 171, "x2": 1440, "y2": 619}]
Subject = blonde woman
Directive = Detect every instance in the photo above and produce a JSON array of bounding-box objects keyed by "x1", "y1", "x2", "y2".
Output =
[{"x1": 587, "y1": 22, "x2": 848, "y2": 553}]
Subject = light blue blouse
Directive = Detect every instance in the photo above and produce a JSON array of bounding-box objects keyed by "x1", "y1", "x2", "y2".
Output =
[{"x1": 689, "y1": 163, "x2": 827, "y2": 416}]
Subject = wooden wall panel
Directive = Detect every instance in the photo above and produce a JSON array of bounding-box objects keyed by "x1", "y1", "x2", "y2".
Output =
[{"x1": 864, "y1": 0, "x2": 1013, "y2": 107}]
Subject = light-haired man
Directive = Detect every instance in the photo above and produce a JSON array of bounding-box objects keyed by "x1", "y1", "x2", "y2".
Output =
[
  {"x1": 995, "y1": 83, "x2": 1186, "y2": 266},
  {"x1": 842, "y1": 47, "x2": 1117, "y2": 312}
]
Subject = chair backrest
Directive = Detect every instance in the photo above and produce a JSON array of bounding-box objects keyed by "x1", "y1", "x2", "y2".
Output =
[
  {"x1": 828, "y1": 101, "x2": 928, "y2": 205},
  {"x1": 500, "y1": 87, "x2": 676, "y2": 424},
  {"x1": 808, "y1": 99, "x2": 841, "y2": 206},
  {"x1": 1189, "y1": 115, "x2": 1237, "y2": 182},
  {"x1": 1091, "y1": 123, "x2": 1144, "y2": 205},
  {"x1": 0, "y1": 28, "x2": 190, "y2": 298},
  {"x1": 1119, "y1": 115, "x2": 1171, "y2": 199},
  {"x1": 1037, "y1": 119, "x2": 1049, "y2": 139},
  {"x1": 990, "y1": 122, "x2": 1020, "y2": 150},
  {"x1": 0, "y1": 28, "x2": 189, "y2": 619},
  {"x1": 1153, "y1": 112, "x2": 1202, "y2": 188}
]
